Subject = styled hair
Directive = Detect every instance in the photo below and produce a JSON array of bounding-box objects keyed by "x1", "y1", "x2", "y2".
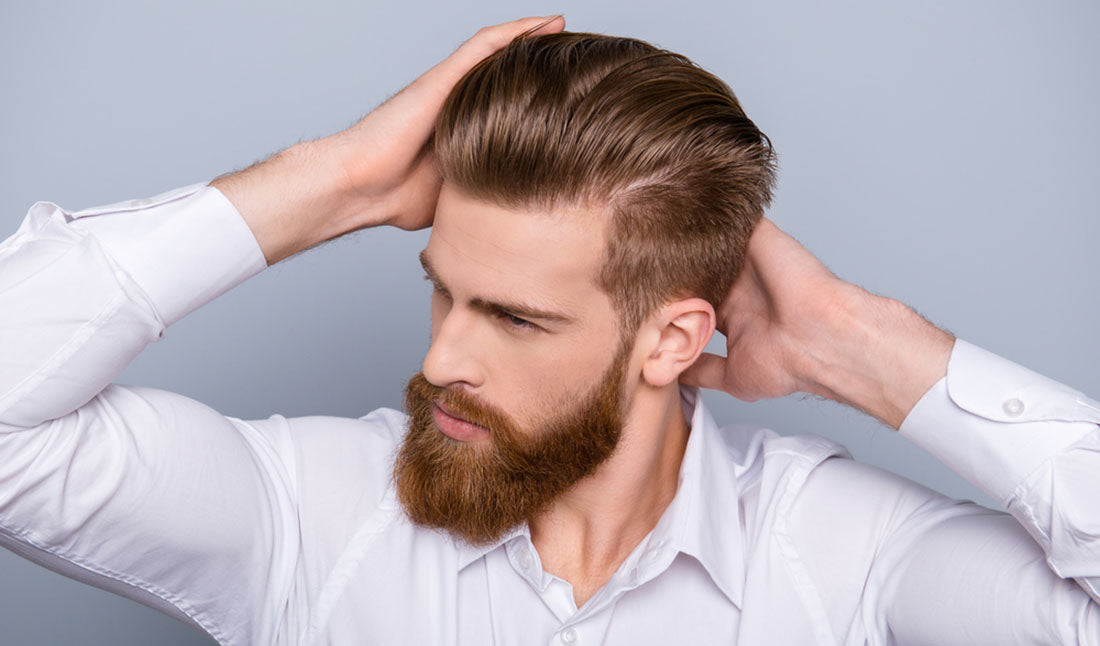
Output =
[{"x1": 433, "y1": 31, "x2": 777, "y2": 337}]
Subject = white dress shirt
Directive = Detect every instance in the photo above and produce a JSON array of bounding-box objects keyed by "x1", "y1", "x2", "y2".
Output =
[{"x1": 0, "y1": 183, "x2": 1098, "y2": 645}]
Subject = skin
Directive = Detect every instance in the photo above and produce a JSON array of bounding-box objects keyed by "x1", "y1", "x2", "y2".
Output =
[
  {"x1": 421, "y1": 186, "x2": 714, "y2": 604},
  {"x1": 213, "y1": 14, "x2": 956, "y2": 608}
]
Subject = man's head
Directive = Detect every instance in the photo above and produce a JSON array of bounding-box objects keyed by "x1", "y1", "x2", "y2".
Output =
[
  {"x1": 432, "y1": 30, "x2": 777, "y2": 338},
  {"x1": 394, "y1": 31, "x2": 776, "y2": 545}
]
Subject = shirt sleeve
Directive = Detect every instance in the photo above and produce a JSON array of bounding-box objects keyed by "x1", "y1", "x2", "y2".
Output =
[
  {"x1": 0, "y1": 185, "x2": 295, "y2": 645},
  {"x1": 898, "y1": 338, "x2": 1100, "y2": 602}
]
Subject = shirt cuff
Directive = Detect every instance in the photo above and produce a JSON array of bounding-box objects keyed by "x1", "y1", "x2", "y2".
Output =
[
  {"x1": 898, "y1": 339, "x2": 1100, "y2": 504},
  {"x1": 65, "y1": 183, "x2": 267, "y2": 327}
]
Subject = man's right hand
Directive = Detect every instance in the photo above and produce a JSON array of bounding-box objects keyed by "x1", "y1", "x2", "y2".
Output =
[{"x1": 213, "y1": 15, "x2": 565, "y2": 265}]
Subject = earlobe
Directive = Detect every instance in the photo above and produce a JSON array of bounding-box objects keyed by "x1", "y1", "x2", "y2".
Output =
[{"x1": 641, "y1": 299, "x2": 715, "y2": 388}]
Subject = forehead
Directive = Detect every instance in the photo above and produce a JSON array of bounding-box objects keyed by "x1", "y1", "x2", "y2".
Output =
[{"x1": 425, "y1": 185, "x2": 608, "y2": 313}]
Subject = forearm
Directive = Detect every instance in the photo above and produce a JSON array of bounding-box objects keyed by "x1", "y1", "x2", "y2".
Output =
[
  {"x1": 799, "y1": 285, "x2": 955, "y2": 430},
  {"x1": 211, "y1": 136, "x2": 367, "y2": 265},
  {"x1": 810, "y1": 285, "x2": 1100, "y2": 601},
  {"x1": 0, "y1": 185, "x2": 264, "y2": 427},
  {"x1": 898, "y1": 338, "x2": 1100, "y2": 601}
]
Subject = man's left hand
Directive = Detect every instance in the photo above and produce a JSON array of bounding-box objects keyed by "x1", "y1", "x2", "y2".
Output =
[{"x1": 679, "y1": 217, "x2": 955, "y2": 430}]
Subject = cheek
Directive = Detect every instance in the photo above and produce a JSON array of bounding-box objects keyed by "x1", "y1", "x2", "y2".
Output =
[{"x1": 496, "y1": 339, "x2": 611, "y2": 423}]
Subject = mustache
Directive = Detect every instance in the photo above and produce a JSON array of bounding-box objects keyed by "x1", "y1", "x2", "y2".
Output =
[{"x1": 403, "y1": 374, "x2": 523, "y2": 446}]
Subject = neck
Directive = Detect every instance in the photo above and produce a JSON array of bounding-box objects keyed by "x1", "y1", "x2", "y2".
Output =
[{"x1": 528, "y1": 382, "x2": 691, "y2": 601}]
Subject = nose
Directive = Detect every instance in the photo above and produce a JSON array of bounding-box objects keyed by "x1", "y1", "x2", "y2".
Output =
[{"x1": 421, "y1": 306, "x2": 487, "y2": 389}]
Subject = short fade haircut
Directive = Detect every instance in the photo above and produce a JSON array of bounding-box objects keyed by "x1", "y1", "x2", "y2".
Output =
[{"x1": 433, "y1": 31, "x2": 777, "y2": 339}]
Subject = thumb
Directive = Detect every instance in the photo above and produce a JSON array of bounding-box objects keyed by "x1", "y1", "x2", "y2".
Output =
[{"x1": 678, "y1": 352, "x2": 727, "y2": 391}]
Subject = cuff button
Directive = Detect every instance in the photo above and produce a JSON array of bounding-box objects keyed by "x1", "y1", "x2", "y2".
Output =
[{"x1": 1002, "y1": 397, "x2": 1025, "y2": 417}]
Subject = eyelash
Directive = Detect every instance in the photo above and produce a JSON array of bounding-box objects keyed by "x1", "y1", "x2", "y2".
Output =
[
  {"x1": 423, "y1": 274, "x2": 540, "y2": 333},
  {"x1": 497, "y1": 312, "x2": 538, "y2": 331}
]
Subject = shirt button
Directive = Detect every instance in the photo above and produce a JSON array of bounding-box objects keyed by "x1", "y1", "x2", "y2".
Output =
[
  {"x1": 1002, "y1": 397, "x2": 1025, "y2": 417},
  {"x1": 643, "y1": 547, "x2": 661, "y2": 561},
  {"x1": 560, "y1": 627, "x2": 578, "y2": 644},
  {"x1": 518, "y1": 551, "x2": 533, "y2": 570}
]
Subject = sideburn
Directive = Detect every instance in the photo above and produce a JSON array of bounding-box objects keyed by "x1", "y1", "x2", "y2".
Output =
[{"x1": 394, "y1": 342, "x2": 631, "y2": 547}]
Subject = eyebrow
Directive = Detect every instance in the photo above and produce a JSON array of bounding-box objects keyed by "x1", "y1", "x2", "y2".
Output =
[{"x1": 418, "y1": 249, "x2": 576, "y2": 325}]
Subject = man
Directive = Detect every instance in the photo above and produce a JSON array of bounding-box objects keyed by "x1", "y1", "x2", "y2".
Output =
[{"x1": 0, "y1": 13, "x2": 1097, "y2": 645}]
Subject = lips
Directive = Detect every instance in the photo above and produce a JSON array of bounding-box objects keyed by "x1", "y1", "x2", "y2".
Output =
[
  {"x1": 432, "y1": 400, "x2": 491, "y2": 443},
  {"x1": 435, "y1": 400, "x2": 482, "y2": 428}
]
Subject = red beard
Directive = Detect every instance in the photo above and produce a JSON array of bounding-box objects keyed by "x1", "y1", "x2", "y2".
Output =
[{"x1": 394, "y1": 341, "x2": 631, "y2": 546}]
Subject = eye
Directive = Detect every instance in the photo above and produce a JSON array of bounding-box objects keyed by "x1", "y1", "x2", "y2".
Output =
[{"x1": 498, "y1": 311, "x2": 540, "y2": 332}]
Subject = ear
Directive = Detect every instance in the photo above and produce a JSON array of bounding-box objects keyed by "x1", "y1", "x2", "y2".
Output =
[{"x1": 640, "y1": 298, "x2": 716, "y2": 388}]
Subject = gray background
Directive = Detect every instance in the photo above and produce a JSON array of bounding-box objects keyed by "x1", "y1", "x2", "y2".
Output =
[{"x1": 1, "y1": 0, "x2": 1097, "y2": 643}]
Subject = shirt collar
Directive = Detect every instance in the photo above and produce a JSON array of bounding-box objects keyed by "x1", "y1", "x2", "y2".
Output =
[
  {"x1": 671, "y1": 384, "x2": 746, "y2": 608},
  {"x1": 453, "y1": 385, "x2": 747, "y2": 608},
  {"x1": 455, "y1": 520, "x2": 528, "y2": 571}
]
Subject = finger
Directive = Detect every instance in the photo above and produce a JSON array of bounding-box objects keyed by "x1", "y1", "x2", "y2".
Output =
[
  {"x1": 678, "y1": 352, "x2": 727, "y2": 391},
  {"x1": 367, "y1": 16, "x2": 564, "y2": 152},
  {"x1": 527, "y1": 14, "x2": 567, "y2": 36},
  {"x1": 428, "y1": 15, "x2": 565, "y2": 91},
  {"x1": 463, "y1": 15, "x2": 566, "y2": 58}
]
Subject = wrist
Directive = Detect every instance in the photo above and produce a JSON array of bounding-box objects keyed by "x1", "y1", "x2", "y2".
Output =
[
  {"x1": 798, "y1": 284, "x2": 955, "y2": 429},
  {"x1": 321, "y1": 123, "x2": 437, "y2": 233},
  {"x1": 213, "y1": 139, "x2": 368, "y2": 265},
  {"x1": 282, "y1": 137, "x2": 380, "y2": 237}
]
